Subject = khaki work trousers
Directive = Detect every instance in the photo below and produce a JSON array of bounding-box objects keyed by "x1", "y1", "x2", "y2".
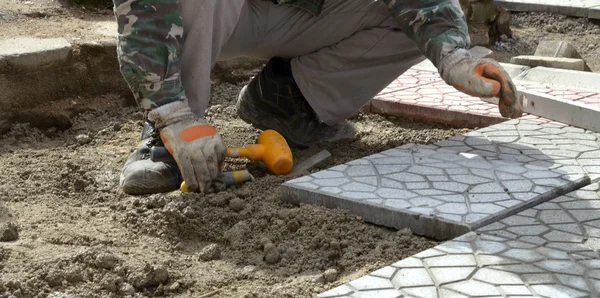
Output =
[{"x1": 180, "y1": 0, "x2": 425, "y2": 125}]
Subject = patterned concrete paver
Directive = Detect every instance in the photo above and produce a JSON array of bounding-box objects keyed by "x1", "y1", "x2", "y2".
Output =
[
  {"x1": 434, "y1": 119, "x2": 600, "y2": 181},
  {"x1": 317, "y1": 183, "x2": 600, "y2": 298},
  {"x1": 282, "y1": 119, "x2": 600, "y2": 239},
  {"x1": 281, "y1": 142, "x2": 588, "y2": 240},
  {"x1": 369, "y1": 69, "x2": 600, "y2": 129},
  {"x1": 494, "y1": 0, "x2": 600, "y2": 18}
]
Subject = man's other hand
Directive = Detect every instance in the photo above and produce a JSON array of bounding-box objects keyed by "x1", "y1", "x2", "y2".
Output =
[{"x1": 445, "y1": 58, "x2": 523, "y2": 119}]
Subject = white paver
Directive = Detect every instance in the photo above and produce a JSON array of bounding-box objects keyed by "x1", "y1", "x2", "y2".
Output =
[
  {"x1": 282, "y1": 119, "x2": 600, "y2": 239},
  {"x1": 318, "y1": 183, "x2": 600, "y2": 298},
  {"x1": 517, "y1": 67, "x2": 600, "y2": 93}
]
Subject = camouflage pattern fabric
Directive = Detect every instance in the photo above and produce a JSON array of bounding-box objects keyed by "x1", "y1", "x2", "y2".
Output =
[
  {"x1": 381, "y1": 0, "x2": 470, "y2": 69},
  {"x1": 113, "y1": 0, "x2": 186, "y2": 110},
  {"x1": 113, "y1": 0, "x2": 469, "y2": 110}
]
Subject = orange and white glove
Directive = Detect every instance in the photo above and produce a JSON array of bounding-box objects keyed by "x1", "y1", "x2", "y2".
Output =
[
  {"x1": 148, "y1": 101, "x2": 227, "y2": 193},
  {"x1": 441, "y1": 55, "x2": 523, "y2": 119}
]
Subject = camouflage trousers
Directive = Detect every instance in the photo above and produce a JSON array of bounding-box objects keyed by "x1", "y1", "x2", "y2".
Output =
[{"x1": 181, "y1": 0, "x2": 426, "y2": 124}]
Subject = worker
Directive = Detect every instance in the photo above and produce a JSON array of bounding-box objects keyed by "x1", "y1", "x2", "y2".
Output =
[{"x1": 114, "y1": 0, "x2": 523, "y2": 195}]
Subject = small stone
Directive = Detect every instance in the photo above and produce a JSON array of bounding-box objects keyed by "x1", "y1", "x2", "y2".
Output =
[
  {"x1": 312, "y1": 274, "x2": 325, "y2": 283},
  {"x1": 198, "y1": 243, "x2": 220, "y2": 261},
  {"x1": 500, "y1": 34, "x2": 509, "y2": 42},
  {"x1": 112, "y1": 123, "x2": 122, "y2": 132},
  {"x1": 44, "y1": 270, "x2": 64, "y2": 287},
  {"x1": 323, "y1": 269, "x2": 339, "y2": 283},
  {"x1": 119, "y1": 283, "x2": 135, "y2": 295},
  {"x1": 242, "y1": 265, "x2": 257, "y2": 274},
  {"x1": 73, "y1": 179, "x2": 87, "y2": 192},
  {"x1": 95, "y1": 253, "x2": 120, "y2": 269},
  {"x1": 228, "y1": 197, "x2": 245, "y2": 212},
  {"x1": 397, "y1": 228, "x2": 412, "y2": 236},
  {"x1": 286, "y1": 219, "x2": 300, "y2": 233},
  {"x1": 102, "y1": 278, "x2": 118, "y2": 292},
  {"x1": 75, "y1": 134, "x2": 91, "y2": 145},
  {"x1": 168, "y1": 282, "x2": 180, "y2": 291},
  {"x1": 174, "y1": 242, "x2": 185, "y2": 251},
  {"x1": 263, "y1": 243, "x2": 281, "y2": 264},
  {"x1": 0, "y1": 222, "x2": 18, "y2": 242}
]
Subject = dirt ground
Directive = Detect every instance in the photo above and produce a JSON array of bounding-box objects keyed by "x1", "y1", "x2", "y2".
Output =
[
  {"x1": 2, "y1": 1, "x2": 599, "y2": 297},
  {"x1": 491, "y1": 12, "x2": 600, "y2": 72},
  {"x1": 0, "y1": 76, "x2": 468, "y2": 298}
]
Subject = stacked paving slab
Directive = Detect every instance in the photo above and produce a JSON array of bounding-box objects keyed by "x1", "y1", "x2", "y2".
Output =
[{"x1": 280, "y1": 61, "x2": 600, "y2": 296}]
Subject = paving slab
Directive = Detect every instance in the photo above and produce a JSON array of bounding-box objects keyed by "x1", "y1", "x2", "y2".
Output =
[
  {"x1": 282, "y1": 119, "x2": 600, "y2": 239},
  {"x1": 434, "y1": 119, "x2": 600, "y2": 181},
  {"x1": 281, "y1": 142, "x2": 588, "y2": 240},
  {"x1": 317, "y1": 183, "x2": 600, "y2": 298},
  {"x1": 370, "y1": 66, "x2": 600, "y2": 129},
  {"x1": 371, "y1": 78, "x2": 507, "y2": 128}
]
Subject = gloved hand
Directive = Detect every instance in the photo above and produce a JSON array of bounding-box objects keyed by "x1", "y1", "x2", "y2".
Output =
[
  {"x1": 148, "y1": 101, "x2": 227, "y2": 193},
  {"x1": 443, "y1": 58, "x2": 523, "y2": 118}
]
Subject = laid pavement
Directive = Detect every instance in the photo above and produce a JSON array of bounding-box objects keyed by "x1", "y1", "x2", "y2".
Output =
[
  {"x1": 317, "y1": 182, "x2": 600, "y2": 297},
  {"x1": 364, "y1": 61, "x2": 600, "y2": 129},
  {"x1": 283, "y1": 61, "x2": 600, "y2": 296}
]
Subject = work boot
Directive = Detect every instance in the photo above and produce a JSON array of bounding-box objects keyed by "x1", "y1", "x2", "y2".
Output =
[
  {"x1": 119, "y1": 121, "x2": 182, "y2": 195},
  {"x1": 236, "y1": 57, "x2": 355, "y2": 148}
]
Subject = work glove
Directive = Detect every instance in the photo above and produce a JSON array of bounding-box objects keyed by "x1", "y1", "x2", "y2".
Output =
[
  {"x1": 441, "y1": 56, "x2": 523, "y2": 118},
  {"x1": 148, "y1": 101, "x2": 227, "y2": 193}
]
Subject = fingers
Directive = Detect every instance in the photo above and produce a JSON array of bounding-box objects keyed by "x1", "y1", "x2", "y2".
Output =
[
  {"x1": 179, "y1": 155, "x2": 199, "y2": 193},
  {"x1": 479, "y1": 64, "x2": 502, "y2": 96},
  {"x1": 201, "y1": 145, "x2": 220, "y2": 182},
  {"x1": 191, "y1": 152, "x2": 212, "y2": 193},
  {"x1": 475, "y1": 62, "x2": 522, "y2": 119},
  {"x1": 481, "y1": 64, "x2": 522, "y2": 118}
]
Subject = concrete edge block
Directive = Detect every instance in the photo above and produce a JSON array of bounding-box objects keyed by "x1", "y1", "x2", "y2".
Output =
[
  {"x1": 589, "y1": 5, "x2": 600, "y2": 19},
  {"x1": 516, "y1": 66, "x2": 600, "y2": 93},
  {"x1": 498, "y1": 62, "x2": 530, "y2": 79},
  {"x1": 510, "y1": 55, "x2": 585, "y2": 71},
  {"x1": 0, "y1": 37, "x2": 73, "y2": 69},
  {"x1": 494, "y1": 0, "x2": 589, "y2": 17},
  {"x1": 278, "y1": 183, "x2": 471, "y2": 240}
]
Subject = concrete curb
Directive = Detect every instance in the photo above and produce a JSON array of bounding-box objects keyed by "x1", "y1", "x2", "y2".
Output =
[
  {"x1": 0, "y1": 37, "x2": 265, "y2": 135},
  {"x1": 516, "y1": 66, "x2": 600, "y2": 92},
  {"x1": 493, "y1": 0, "x2": 600, "y2": 19}
]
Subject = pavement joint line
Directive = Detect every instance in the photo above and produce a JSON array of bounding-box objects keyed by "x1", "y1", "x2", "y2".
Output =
[{"x1": 317, "y1": 182, "x2": 600, "y2": 297}]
